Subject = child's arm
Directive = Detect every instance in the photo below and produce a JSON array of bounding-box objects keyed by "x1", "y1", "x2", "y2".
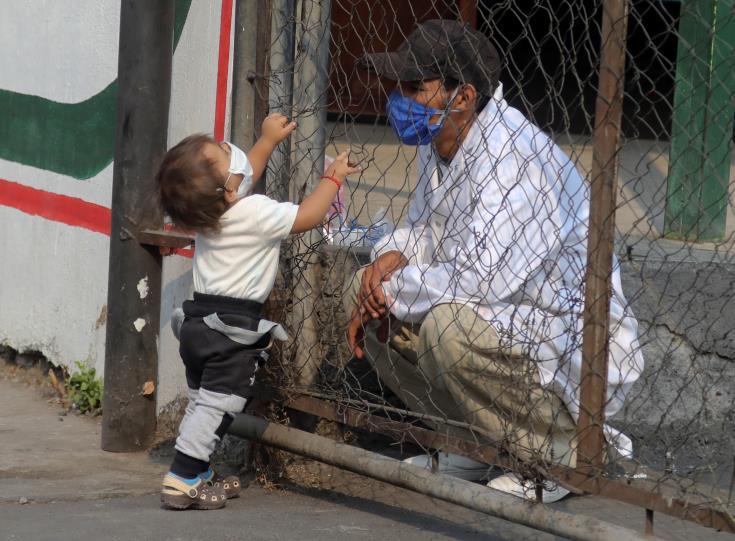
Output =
[
  {"x1": 291, "y1": 151, "x2": 360, "y2": 234},
  {"x1": 247, "y1": 113, "x2": 297, "y2": 184}
]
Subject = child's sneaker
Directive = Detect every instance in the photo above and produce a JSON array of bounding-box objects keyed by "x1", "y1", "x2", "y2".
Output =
[
  {"x1": 160, "y1": 472, "x2": 227, "y2": 510},
  {"x1": 200, "y1": 468, "x2": 242, "y2": 499}
]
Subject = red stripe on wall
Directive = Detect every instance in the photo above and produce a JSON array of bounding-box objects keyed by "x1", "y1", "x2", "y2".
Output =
[
  {"x1": 163, "y1": 223, "x2": 195, "y2": 258},
  {"x1": 0, "y1": 178, "x2": 194, "y2": 259},
  {"x1": 0, "y1": 5, "x2": 232, "y2": 257},
  {"x1": 174, "y1": 247, "x2": 194, "y2": 258},
  {"x1": 213, "y1": 0, "x2": 234, "y2": 141},
  {"x1": 0, "y1": 177, "x2": 111, "y2": 235}
]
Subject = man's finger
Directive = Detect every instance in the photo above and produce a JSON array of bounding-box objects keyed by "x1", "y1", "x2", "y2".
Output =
[
  {"x1": 376, "y1": 317, "x2": 391, "y2": 344},
  {"x1": 359, "y1": 266, "x2": 377, "y2": 306},
  {"x1": 366, "y1": 273, "x2": 386, "y2": 315},
  {"x1": 363, "y1": 293, "x2": 381, "y2": 317},
  {"x1": 347, "y1": 314, "x2": 365, "y2": 359}
]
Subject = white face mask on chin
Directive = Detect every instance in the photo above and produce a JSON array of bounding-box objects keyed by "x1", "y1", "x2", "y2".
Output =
[{"x1": 223, "y1": 141, "x2": 254, "y2": 199}]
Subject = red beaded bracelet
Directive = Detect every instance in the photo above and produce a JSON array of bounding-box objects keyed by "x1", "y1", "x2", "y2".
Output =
[{"x1": 321, "y1": 175, "x2": 342, "y2": 189}]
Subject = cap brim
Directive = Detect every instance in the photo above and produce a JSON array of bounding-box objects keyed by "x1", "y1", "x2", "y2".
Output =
[{"x1": 357, "y1": 52, "x2": 437, "y2": 82}]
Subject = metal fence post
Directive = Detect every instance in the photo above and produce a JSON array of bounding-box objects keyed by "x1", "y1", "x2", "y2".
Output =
[
  {"x1": 231, "y1": 0, "x2": 272, "y2": 196},
  {"x1": 102, "y1": 1, "x2": 174, "y2": 451},
  {"x1": 577, "y1": 0, "x2": 629, "y2": 470},
  {"x1": 289, "y1": 0, "x2": 332, "y2": 389},
  {"x1": 267, "y1": 0, "x2": 297, "y2": 200}
]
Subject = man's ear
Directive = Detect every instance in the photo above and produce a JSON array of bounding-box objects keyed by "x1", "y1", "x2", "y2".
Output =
[{"x1": 454, "y1": 84, "x2": 477, "y2": 112}]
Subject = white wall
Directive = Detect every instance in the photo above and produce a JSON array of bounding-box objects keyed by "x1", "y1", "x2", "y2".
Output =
[
  {"x1": 0, "y1": 205, "x2": 110, "y2": 371},
  {"x1": 0, "y1": 0, "x2": 121, "y2": 375},
  {"x1": 0, "y1": 0, "x2": 232, "y2": 415}
]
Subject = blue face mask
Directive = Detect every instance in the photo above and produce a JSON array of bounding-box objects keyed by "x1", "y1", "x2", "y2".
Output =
[{"x1": 386, "y1": 89, "x2": 460, "y2": 145}]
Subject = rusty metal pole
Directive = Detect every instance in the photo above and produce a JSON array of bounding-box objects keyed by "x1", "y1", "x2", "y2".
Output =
[
  {"x1": 577, "y1": 0, "x2": 629, "y2": 469},
  {"x1": 457, "y1": 0, "x2": 478, "y2": 28},
  {"x1": 229, "y1": 414, "x2": 662, "y2": 541}
]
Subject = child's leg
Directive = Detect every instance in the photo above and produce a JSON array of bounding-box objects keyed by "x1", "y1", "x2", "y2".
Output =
[
  {"x1": 162, "y1": 385, "x2": 228, "y2": 509},
  {"x1": 169, "y1": 358, "x2": 210, "y2": 479},
  {"x1": 174, "y1": 343, "x2": 265, "y2": 466},
  {"x1": 176, "y1": 387, "x2": 199, "y2": 440},
  {"x1": 161, "y1": 313, "x2": 266, "y2": 509},
  {"x1": 161, "y1": 325, "x2": 228, "y2": 510},
  {"x1": 173, "y1": 388, "x2": 246, "y2": 467},
  {"x1": 174, "y1": 386, "x2": 242, "y2": 498}
]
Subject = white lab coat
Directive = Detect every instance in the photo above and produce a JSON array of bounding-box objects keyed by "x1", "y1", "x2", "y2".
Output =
[{"x1": 373, "y1": 85, "x2": 644, "y2": 455}]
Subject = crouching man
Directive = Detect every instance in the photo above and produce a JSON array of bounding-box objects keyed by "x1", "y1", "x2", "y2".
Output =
[{"x1": 345, "y1": 19, "x2": 644, "y2": 502}]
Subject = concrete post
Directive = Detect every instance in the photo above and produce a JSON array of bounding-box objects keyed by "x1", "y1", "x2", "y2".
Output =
[{"x1": 102, "y1": 1, "x2": 174, "y2": 451}]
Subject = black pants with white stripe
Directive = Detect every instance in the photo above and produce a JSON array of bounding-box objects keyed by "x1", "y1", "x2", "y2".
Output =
[{"x1": 170, "y1": 293, "x2": 269, "y2": 478}]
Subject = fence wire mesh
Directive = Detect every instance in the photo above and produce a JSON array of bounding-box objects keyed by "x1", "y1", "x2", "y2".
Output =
[{"x1": 260, "y1": 0, "x2": 735, "y2": 525}]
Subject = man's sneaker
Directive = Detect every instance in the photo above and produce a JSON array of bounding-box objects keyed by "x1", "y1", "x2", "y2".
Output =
[
  {"x1": 200, "y1": 468, "x2": 242, "y2": 499},
  {"x1": 402, "y1": 452, "x2": 492, "y2": 481},
  {"x1": 160, "y1": 473, "x2": 227, "y2": 510},
  {"x1": 486, "y1": 473, "x2": 570, "y2": 503}
]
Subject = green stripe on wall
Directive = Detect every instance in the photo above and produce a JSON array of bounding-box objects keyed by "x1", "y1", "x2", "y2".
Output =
[{"x1": 0, "y1": 0, "x2": 192, "y2": 180}]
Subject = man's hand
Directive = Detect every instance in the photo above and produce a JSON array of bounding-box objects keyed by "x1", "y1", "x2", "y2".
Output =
[
  {"x1": 358, "y1": 250, "x2": 408, "y2": 318},
  {"x1": 347, "y1": 307, "x2": 393, "y2": 359},
  {"x1": 348, "y1": 250, "x2": 407, "y2": 359},
  {"x1": 347, "y1": 307, "x2": 368, "y2": 359}
]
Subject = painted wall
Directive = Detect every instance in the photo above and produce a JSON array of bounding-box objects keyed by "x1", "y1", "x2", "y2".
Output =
[{"x1": 0, "y1": 0, "x2": 234, "y2": 414}]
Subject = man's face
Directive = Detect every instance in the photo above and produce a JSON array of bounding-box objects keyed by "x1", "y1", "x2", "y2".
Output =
[
  {"x1": 398, "y1": 79, "x2": 452, "y2": 124},
  {"x1": 397, "y1": 79, "x2": 476, "y2": 148}
]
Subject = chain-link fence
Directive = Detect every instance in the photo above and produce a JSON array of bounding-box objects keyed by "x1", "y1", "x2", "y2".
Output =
[{"x1": 256, "y1": 0, "x2": 735, "y2": 533}]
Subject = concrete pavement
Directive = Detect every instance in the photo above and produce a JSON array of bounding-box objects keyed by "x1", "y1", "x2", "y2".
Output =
[
  {"x1": 0, "y1": 375, "x2": 165, "y2": 504},
  {"x1": 0, "y1": 376, "x2": 544, "y2": 541},
  {"x1": 0, "y1": 491, "x2": 520, "y2": 541},
  {"x1": 2, "y1": 376, "x2": 734, "y2": 541}
]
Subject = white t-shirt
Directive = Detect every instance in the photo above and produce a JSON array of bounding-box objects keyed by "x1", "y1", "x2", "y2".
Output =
[{"x1": 193, "y1": 194, "x2": 298, "y2": 302}]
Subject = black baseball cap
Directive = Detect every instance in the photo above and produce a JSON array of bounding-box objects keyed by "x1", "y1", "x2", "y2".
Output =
[{"x1": 358, "y1": 19, "x2": 501, "y2": 96}]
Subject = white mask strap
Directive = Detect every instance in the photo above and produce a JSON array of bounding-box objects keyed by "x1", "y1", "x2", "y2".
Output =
[
  {"x1": 222, "y1": 172, "x2": 235, "y2": 192},
  {"x1": 435, "y1": 87, "x2": 462, "y2": 123}
]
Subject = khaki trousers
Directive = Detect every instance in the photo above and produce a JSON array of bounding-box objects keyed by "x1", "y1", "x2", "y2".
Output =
[{"x1": 344, "y1": 268, "x2": 577, "y2": 468}]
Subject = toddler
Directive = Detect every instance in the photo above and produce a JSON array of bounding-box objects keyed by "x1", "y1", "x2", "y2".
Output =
[{"x1": 156, "y1": 113, "x2": 359, "y2": 509}]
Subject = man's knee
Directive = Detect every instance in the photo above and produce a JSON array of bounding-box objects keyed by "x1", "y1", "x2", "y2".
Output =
[
  {"x1": 419, "y1": 303, "x2": 502, "y2": 368},
  {"x1": 419, "y1": 304, "x2": 458, "y2": 348},
  {"x1": 418, "y1": 304, "x2": 476, "y2": 375}
]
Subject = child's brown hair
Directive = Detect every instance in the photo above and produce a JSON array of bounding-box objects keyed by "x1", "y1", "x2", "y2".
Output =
[{"x1": 156, "y1": 134, "x2": 228, "y2": 234}]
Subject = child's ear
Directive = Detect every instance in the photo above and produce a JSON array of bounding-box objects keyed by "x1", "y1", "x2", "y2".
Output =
[{"x1": 223, "y1": 187, "x2": 237, "y2": 204}]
